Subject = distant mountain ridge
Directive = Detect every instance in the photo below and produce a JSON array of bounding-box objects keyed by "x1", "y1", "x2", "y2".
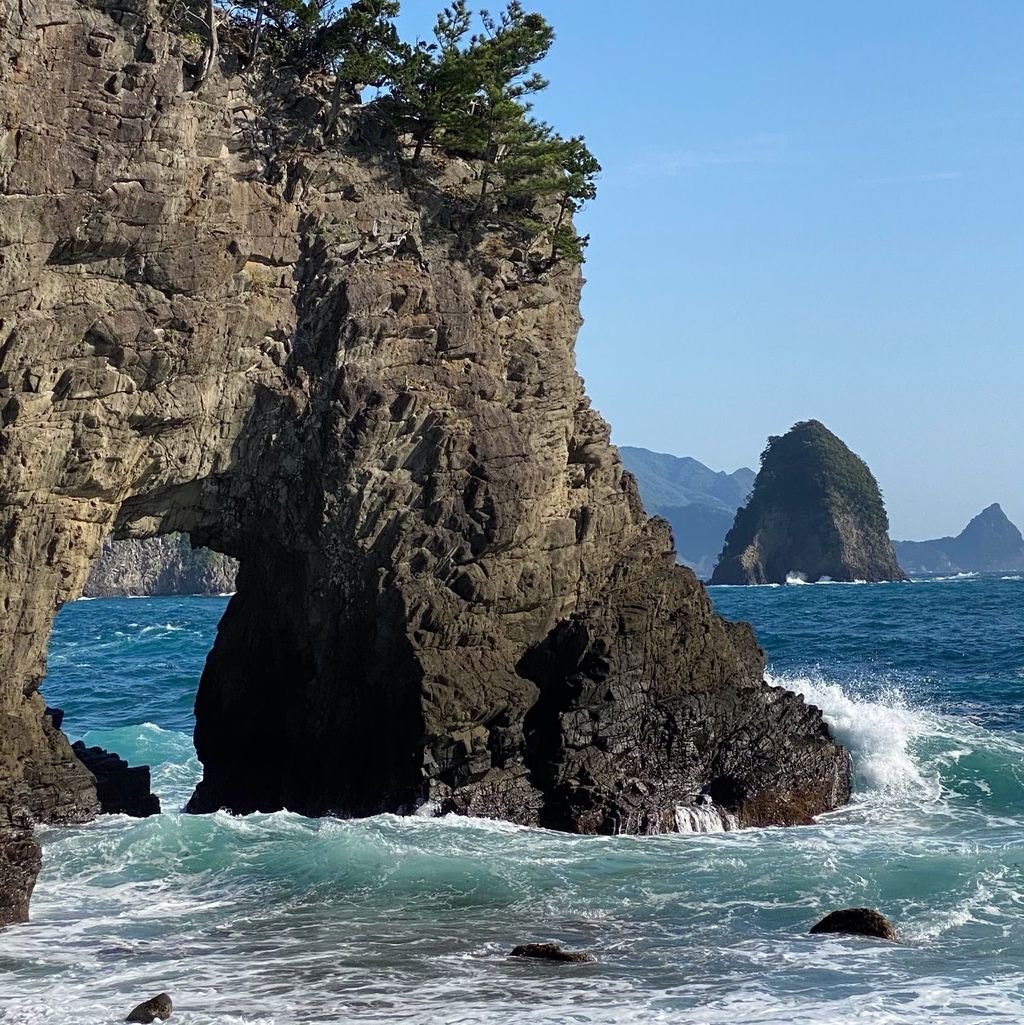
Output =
[
  {"x1": 619, "y1": 447, "x2": 754, "y2": 578},
  {"x1": 894, "y1": 504, "x2": 1024, "y2": 575}
]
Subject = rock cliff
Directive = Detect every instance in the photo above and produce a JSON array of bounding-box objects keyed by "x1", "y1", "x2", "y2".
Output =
[
  {"x1": 894, "y1": 504, "x2": 1024, "y2": 576},
  {"x1": 83, "y1": 534, "x2": 237, "y2": 596},
  {"x1": 711, "y1": 421, "x2": 906, "y2": 585},
  {"x1": 0, "y1": 0, "x2": 850, "y2": 924},
  {"x1": 620, "y1": 447, "x2": 754, "y2": 578}
]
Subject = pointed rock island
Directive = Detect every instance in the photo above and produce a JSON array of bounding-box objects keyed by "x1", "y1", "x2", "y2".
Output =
[
  {"x1": 711, "y1": 421, "x2": 907, "y2": 585},
  {"x1": 894, "y1": 504, "x2": 1024, "y2": 575}
]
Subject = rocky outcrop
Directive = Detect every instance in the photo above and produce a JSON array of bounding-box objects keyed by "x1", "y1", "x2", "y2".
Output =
[
  {"x1": 711, "y1": 421, "x2": 907, "y2": 585},
  {"x1": 126, "y1": 993, "x2": 173, "y2": 1023},
  {"x1": 894, "y1": 503, "x2": 1024, "y2": 576},
  {"x1": 0, "y1": 0, "x2": 850, "y2": 923},
  {"x1": 72, "y1": 742, "x2": 160, "y2": 817},
  {"x1": 0, "y1": 828, "x2": 41, "y2": 928},
  {"x1": 83, "y1": 534, "x2": 237, "y2": 596}
]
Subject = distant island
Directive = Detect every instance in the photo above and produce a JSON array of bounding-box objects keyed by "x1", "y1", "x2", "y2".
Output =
[
  {"x1": 619, "y1": 447, "x2": 754, "y2": 578},
  {"x1": 710, "y1": 420, "x2": 906, "y2": 585},
  {"x1": 895, "y1": 504, "x2": 1024, "y2": 575}
]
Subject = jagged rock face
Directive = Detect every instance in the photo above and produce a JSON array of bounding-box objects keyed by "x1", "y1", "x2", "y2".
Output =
[
  {"x1": 711, "y1": 421, "x2": 907, "y2": 585},
  {"x1": 0, "y1": 0, "x2": 851, "y2": 919},
  {"x1": 894, "y1": 504, "x2": 1024, "y2": 575},
  {"x1": 84, "y1": 534, "x2": 237, "y2": 596}
]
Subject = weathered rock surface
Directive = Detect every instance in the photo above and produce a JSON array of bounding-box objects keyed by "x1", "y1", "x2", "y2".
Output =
[
  {"x1": 126, "y1": 992, "x2": 173, "y2": 1023},
  {"x1": 895, "y1": 503, "x2": 1024, "y2": 576},
  {"x1": 510, "y1": 942, "x2": 595, "y2": 963},
  {"x1": 84, "y1": 533, "x2": 237, "y2": 596},
  {"x1": 711, "y1": 421, "x2": 907, "y2": 585},
  {"x1": 809, "y1": 907, "x2": 897, "y2": 942},
  {"x1": 0, "y1": 0, "x2": 850, "y2": 922},
  {"x1": 0, "y1": 828, "x2": 42, "y2": 928}
]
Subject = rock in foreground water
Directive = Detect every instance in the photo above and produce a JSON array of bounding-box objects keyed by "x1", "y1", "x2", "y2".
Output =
[
  {"x1": 126, "y1": 992, "x2": 172, "y2": 1023},
  {"x1": 809, "y1": 907, "x2": 897, "y2": 941},
  {"x1": 510, "y1": 942, "x2": 595, "y2": 963}
]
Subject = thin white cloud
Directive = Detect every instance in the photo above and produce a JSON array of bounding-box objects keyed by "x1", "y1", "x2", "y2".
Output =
[
  {"x1": 860, "y1": 170, "x2": 963, "y2": 185},
  {"x1": 624, "y1": 132, "x2": 786, "y2": 178}
]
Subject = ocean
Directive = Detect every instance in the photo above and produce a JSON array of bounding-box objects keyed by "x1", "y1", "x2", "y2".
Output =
[{"x1": 2, "y1": 574, "x2": 1023, "y2": 1023}]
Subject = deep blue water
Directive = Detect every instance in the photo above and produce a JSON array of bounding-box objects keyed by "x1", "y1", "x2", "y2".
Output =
[{"x1": 2, "y1": 575, "x2": 1024, "y2": 1024}]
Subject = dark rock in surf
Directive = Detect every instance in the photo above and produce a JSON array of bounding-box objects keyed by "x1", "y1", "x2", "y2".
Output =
[
  {"x1": 72, "y1": 743, "x2": 160, "y2": 818},
  {"x1": 125, "y1": 992, "x2": 173, "y2": 1023},
  {"x1": 0, "y1": 829, "x2": 42, "y2": 928},
  {"x1": 809, "y1": 907, "x2": 897, "y2": 942},
  {"x1": 510, "y1": 942, "x2": 595, "y2": 963}
]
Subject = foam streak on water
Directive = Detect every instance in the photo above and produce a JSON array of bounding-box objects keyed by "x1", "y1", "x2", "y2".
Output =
[{"x1": 2, "y1": 579, "x2": 1024, "y2": 1023}]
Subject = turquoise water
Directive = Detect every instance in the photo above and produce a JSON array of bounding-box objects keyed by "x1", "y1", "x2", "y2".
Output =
[{"x1": 2, "y1": 576, "x2": 1024, "y2": 1023}]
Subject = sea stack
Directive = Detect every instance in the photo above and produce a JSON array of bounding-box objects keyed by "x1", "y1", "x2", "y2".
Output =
[
  {"x1": 711, "y1": 420, "x2": 906, "y2": 585},
  {"x1": 1, "y1": 0, "x2": 851, "y2": 924}
]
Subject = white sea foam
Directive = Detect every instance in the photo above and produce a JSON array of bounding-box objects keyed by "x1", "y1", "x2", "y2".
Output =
[
  {"x1": 770, "y1": 672, "x2": 939, "y2": 799},
  {"x1": 675, "y1": 803, "x2": 738, "y2": 833},
  {"x1": 785, "y1": 571, "x2": 809, "y2": 585}
]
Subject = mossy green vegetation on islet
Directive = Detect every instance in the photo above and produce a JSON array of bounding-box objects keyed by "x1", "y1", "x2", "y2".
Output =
[{"x1": 711, "y1": 420, "x2": 907, "y2": 584}]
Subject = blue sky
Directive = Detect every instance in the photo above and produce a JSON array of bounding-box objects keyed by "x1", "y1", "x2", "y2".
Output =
[{"x1": 395, "y1": 2, "x2": 1024, "y2": 539}]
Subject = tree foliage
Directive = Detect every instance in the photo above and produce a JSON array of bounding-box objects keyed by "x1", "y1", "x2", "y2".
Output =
[{"x1": 221, "y1": 0, "x2": 599, "y2": 262}]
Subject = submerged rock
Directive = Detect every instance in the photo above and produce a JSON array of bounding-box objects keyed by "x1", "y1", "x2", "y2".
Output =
[
  {"x1": 809, "y1": 907, "x2": 897, "y2": 942},
  {"x1": 125, "y1": 992, "x2": 173, "y2": 1023},
  {"x1": 72, "y1": 743, "x2": 160, "y2": 818},
  {"x1": 510, "y1": 942, "x2": 595, "y2": 963},
  {"x1": 711, "y1": 420, "x2": 907, "y2": 585}
]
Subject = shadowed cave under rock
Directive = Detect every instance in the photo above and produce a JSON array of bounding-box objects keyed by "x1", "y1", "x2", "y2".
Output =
[{"x1": 0, "y1": 0, "x2": 851, "y2": 928}]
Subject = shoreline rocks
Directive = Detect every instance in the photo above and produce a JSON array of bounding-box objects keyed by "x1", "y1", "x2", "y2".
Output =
[
  {"x1": 71, "y1": 742, "x2": 160, "y2": 818},
  {"x1": 84, "y1": 535, "x2": 237, "y2": 598},
  {"x1": 0, "y1": 830, "x2": 42, "y2": 928}
]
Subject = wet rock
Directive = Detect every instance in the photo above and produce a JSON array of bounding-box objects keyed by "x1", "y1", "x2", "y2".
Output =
[
  {"x1": 510, "y1": 942, "x2": 595, "y2": 963},
  {"x1": 0, "y1": 830, "x2": 42, "y2": 928},
  {"x1": 809, "y1": 907, "x2": 897, "y2": 942},
  {"x1": 72, "y1": 743, "x2": 160, "y2": 818},
  {"x1": 126, "y1": 992, "x2": 172, "y2": 1022}
]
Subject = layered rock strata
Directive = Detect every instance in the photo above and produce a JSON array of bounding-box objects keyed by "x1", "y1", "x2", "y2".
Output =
[
  {"x1": 0, "y1": 0, "x2": 850, "y2": 923},
  {"x1": 712, "y1": 420, "x2": 907, "y2": 585}
]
